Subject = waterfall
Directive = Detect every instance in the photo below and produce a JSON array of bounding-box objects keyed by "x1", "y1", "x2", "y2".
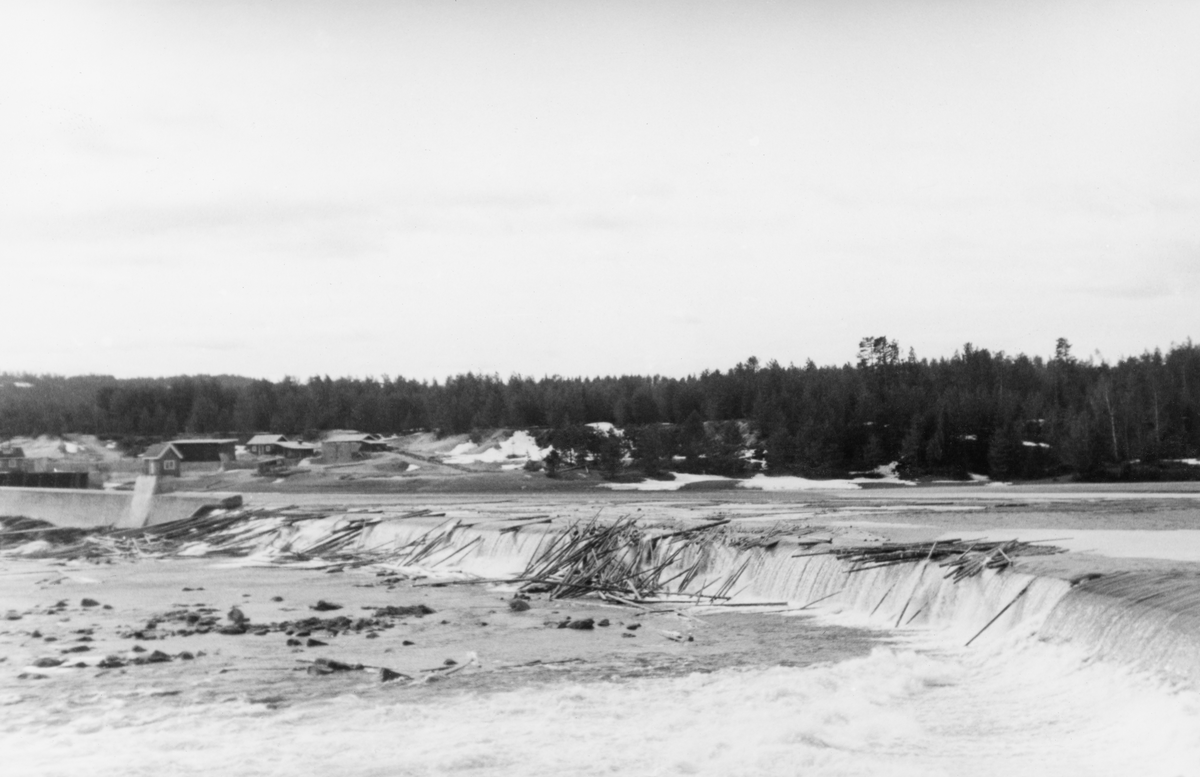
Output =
[
  {"x1": 1040, "y1": 571, "x2": 1200, "y2": 684},
  {"x1": 252, "y1": 515, "x2": 1200, "y2": 684}
]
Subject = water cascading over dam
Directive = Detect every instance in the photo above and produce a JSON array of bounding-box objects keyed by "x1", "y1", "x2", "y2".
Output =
[{"x1": 262, "y1": 513, "x2": 1200, "y2": 685}]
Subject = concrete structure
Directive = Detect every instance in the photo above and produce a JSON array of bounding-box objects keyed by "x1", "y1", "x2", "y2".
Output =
[{"x1": 0, "y1": 485, "x2": 242, "y2": 529}]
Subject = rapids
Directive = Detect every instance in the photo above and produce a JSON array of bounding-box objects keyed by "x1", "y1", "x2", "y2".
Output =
[{"x1": 6, "y1": 512, "x2": 1200, "y2": 775}]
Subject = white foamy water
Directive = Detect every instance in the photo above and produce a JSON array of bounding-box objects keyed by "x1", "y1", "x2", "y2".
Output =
[
  {"x1": 7, "y1": 515, "x2": 1200, "y2": 776},
  {"x1": 5, "y1": 637, "x2": 1199, "y2": 777}
]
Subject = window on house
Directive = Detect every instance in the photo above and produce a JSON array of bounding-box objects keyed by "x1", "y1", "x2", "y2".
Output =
[{"x1": 163, "y1": 459, "x2": 176, "y2": 471}]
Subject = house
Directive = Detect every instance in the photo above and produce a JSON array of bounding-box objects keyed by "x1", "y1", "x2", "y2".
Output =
[
  {"x1": 277, "y1": 441, "x2": 316, "y2": 459},
  {"x1": 245, "y1": 434, "x2": 289, "y2": 455},
  {"x1": 0, "y1": 445, "x2": 25, "y2": 472},
  {"x1": 320, "y1": 434, "x2": 391, "y2": 463},
  {"x1": 169, "y1": 438, "x2": 238, "y2": 462},
  {"x1": 245, "y1": 434, "x2": 316, "y2": 459},
  {"x1": 141, "y1": 443, "x2": 184, "y2": 477},
  {"x1": 141, "y1": 438, "x2": 238, "y2": 476}
]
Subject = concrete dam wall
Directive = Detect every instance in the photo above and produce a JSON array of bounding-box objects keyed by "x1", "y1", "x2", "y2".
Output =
[{"x1": 0, "y1": 481, "x2": 242, "y2": 529}]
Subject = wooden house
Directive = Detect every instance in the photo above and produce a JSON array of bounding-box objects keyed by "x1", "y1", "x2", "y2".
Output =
[
  {"x1": 277, "y1": 441, "x2": 316, "y2": 459},
  {"x1": 141, "y1": 438, "x2": 237, "y2": 476},
  {"x1": 170, "y1": 439, "x2": 237, "y2": 463},
  {"x1": 245, "y1": 434, "x2": 289, "y2": 455},
  {"x1": 320, "y1": 434, "x2": 390, "y2": 463},
  {"x1": 245, "y1": 434, "x2": 316, "y2": 459},
  {"x1": 141, "y1": 443, "x2": 184, "y2": 476},
  {"x1": 0, "y1": 446, "x2": 26, "y2": 472}
]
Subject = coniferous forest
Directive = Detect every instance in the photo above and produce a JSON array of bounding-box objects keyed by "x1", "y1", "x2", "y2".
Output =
[{"x1": 2, "y1": 338, "x2": 1199, "y2": 482}]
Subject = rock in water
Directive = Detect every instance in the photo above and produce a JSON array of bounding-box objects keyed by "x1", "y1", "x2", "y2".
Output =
[
  {"x1": 508, "y1": 599, "x2": 531, "y2": 612},
  {"x1": 372, "y1": 604, "x2": 434, "y2": 618},
  {"x1": 228, "y1": 606, "x2": 249, "y2": 626},
  {"x1": 314, "y1": 658, "x2": 360, "y2": 671},
  {"x1": 566, "y1": 618, "x2": 595, "y2": 630},
  {"x1": 310, "y1": 600, "x2": 342, "y2": 612},
  {"x1": 379, "y1": 667, "x2": 407, "y2": 683},
  {"x1": 80, "y1": 599, "x2": 100, "y2": 608}
]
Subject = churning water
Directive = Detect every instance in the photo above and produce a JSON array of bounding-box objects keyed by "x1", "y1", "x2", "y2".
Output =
[{"x1": 5, "y1": 516, "x2": 1200, "y2": 776}]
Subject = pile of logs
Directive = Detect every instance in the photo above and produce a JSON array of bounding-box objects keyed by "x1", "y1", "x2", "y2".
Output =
[
  {"x1": 517, "y1": 515, "x2": 736, "y2": 602},
  {"x1": 0, "y1": 507, "x2": 467, "y2": 573},
  {"x1": 814, "y1": 538, "x2": 1065, "y2": 582}
]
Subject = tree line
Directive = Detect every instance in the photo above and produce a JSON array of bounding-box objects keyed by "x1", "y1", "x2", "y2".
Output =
[{"x1": 1, "y1": 337, "x2": 1198, "y2": 481}]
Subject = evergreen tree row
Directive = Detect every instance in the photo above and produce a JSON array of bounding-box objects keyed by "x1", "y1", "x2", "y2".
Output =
[{"x1": 1, "y1": 337, "x2": 1198, "y2": 480}]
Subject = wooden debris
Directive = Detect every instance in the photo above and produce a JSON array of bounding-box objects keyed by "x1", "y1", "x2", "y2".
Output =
[
  {"x1": 827, "y1": 538, "x2": 1065, "y2": 582},
  {"x1": 515, "y1": 515, "x2": 734, "y2": 604}
]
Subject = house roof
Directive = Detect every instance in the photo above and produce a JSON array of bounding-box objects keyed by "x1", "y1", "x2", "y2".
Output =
[
  {"x1": 141, "y1": 443, "x2": 183, "y2": 460},
  {"x1": 278, "y1": 441, "x2": 315, "y2": 450},
  {"x1": 246, "y1": 434, "x2": 289, "y2": 446},
  {"x1": 324, "y1": 434, "x2": 375, "y2": 444},
  {"x1": 170, "y1": 438, "x2": 238, "y2": 445}
]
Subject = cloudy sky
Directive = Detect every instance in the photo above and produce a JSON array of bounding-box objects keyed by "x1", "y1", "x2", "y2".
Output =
[{"x1": 2, "y1": 0, "x2": 1197, "y2": 380}]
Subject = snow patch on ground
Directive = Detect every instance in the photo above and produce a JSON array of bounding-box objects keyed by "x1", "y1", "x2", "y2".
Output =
[
  {"x1": 444, "y1": 431, "x2": 552, "y2": 465},
  {"x1": 737, "y1": 474, "x2": 860, "y2": 491},
  {"x1": 1023, "y1": 441, "x2": 1051, "y2": 448},
  {"x1": 603, "y1": 472, "x2": 734, "y2": 491},
  {"x1": 587, "y1": 422, "x2": 622, "y2": 436},
  {"x1": 1173, "y1": 458, "x2": 1200, "y2": 467},
  {"x1": 848, "y1": 462, "x2": 914, "y2": 486}
]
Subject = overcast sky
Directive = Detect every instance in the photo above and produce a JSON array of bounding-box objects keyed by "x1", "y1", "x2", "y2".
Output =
[{"x1": 2, "y1": 0, "x2": 1197, "y2": 381}]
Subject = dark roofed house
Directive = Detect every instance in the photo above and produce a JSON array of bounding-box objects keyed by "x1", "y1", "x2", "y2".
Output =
[
  {"x1": 277, "y1": 441, "x2": 316, "y2": 459},
  {"x1": 169, "y1": 439, "x2": 237, "y2": 462},
  {"x1": 245, "y1": 434, "x2": 316, "y2": 459},
  {"x1": 0, "y1": 446, "x2": 26, "y2": 472},
  {"x1": 141, "y1": 443, "x2": 184, "y2": 477},
  {"x1": 245, "y1": 434, "x2": 289, "y2": 455},
  {"x1": 320, "y1": 434, "x2": 391, "y2": 463},
  {"x1": 141, "y1": 438, "x2": 237, "y2": 476}
]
